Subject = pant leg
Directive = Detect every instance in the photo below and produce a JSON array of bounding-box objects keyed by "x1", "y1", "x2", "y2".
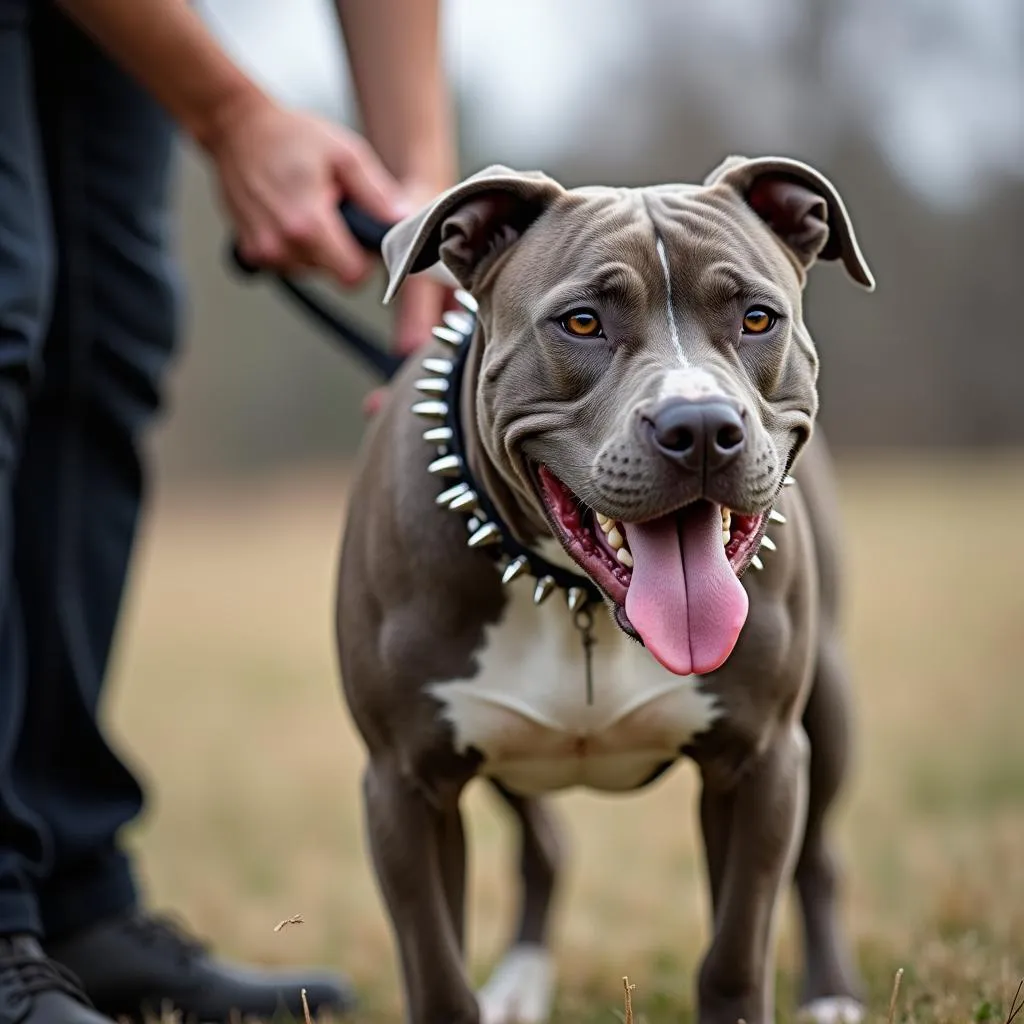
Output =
[
  {"x1": 0, "y1": 0, "x2": 56, "y2": 938},
  {"x1": 11, "y1": 2, "x2": 183, "y2": 940}
]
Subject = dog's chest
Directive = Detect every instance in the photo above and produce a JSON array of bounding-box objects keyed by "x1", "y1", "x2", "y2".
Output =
[{"x1": 428, "y1": 583, "x2": 722, "y2": 795}]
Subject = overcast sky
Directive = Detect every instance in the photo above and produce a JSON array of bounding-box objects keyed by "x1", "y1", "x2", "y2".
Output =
[{"x1": 196, "y1": 0, "x2": 1023, "y2": 211}]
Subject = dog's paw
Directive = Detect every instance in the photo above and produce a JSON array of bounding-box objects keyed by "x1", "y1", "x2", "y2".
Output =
[
  {"x1": 798, "y1": 996, "x2": 866, "y2": 1024},
  {"x1": 477, "y1": 943, "x2": 555, "y2": 1024}
]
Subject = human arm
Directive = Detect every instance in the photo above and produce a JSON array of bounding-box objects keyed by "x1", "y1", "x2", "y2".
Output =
[
  {"x1": 335, "y1": 0, "x2": 458, "y2": 354},
  {"x1": 58, "y1": 0, "x2": 408, "y2": 286}
]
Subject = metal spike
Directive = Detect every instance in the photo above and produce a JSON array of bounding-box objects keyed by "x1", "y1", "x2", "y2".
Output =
[
  {"x1": 415, "y1": 377, "x2": 449, "y2": 396},
  {"x1": 567, "y1": 587, "x2": 588, "y2": 613},
  {"x1": 502, "y1": 555, "x2": 529, "y2": 585},
  {"x1": 783, "y1": 475, "x2": 796, "y2": 487},
  {"x1": 432, "y1": 326, "x2": 463, "y2": 349},
  {"x1": 443, "y1": 310, "x2": 475, "y2": 336},
  {"x1": 760, "y1": 535, "x2": 777, "y2": 552},
  {"x1": 468, "y1": 522, "x2": 502, "y2": 548},
  {"x1": 768, "y1": 508, "x2": 787, "y2": 524},
  {"x1": 751, "y1": 555, "x2": 765, "y2": 571},
  {"x1": 435, "y1": 482, "x2": 470, "y2": 507},
  {"x1": 447, "y1": 489, "x2": 480, "y2": 513},
  {"x1": 428, "y1": 454, "x2": 463, "y2": 478},
  {"x1": 533, "y1": 576, "x2": 556, "y2": 605},
  {"x1": 455, "y1": 289, "x2": 479, "y2": 314},
  {"x1": 423, "y1": 426, "x2": 454, "y2": 445},
  {"x1": 421, "y1": 357, "x2": 454, "y2": 376},
  {"x1": 412, "y1": 400, "x2": 448, "y2": 421}
]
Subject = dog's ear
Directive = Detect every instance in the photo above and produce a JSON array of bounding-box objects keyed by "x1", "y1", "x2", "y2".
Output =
[
  {"x1": 705, "y1": 155, "x2": 875, "y2": 291},
  {"x1": 382, "y1": 165, "x2": 564, "y2": 302}
]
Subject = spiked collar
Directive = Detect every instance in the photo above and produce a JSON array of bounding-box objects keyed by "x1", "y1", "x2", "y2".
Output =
[
  {"x1": 412, "y1": 290, "x2": 604, "y2": 614},
  {"x1": 410, "y1": 290, "x2": 791, "y2": 626}
]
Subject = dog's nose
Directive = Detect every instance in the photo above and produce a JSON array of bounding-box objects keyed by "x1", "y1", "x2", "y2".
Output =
[{"x1": 645, "y1": 398, "x2": 746, "y2": 472}]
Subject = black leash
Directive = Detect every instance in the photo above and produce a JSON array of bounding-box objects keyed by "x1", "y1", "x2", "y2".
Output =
[{"x1": 227, "y1": 201, "x2": 406, "y2": 381}]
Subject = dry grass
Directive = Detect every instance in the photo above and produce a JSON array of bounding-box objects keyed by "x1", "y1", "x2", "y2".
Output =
[{"x1": 109, "y1": 452, "x2": 1024, "y2": 1023}]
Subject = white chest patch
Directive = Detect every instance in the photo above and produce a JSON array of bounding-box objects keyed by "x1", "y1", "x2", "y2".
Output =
[{"x1": 428, "y1": 577, "x2": 722, "y2": 796}]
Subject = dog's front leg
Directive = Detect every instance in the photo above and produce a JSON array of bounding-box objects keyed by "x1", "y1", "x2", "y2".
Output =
[
  {"x1": 696, "y1": 725, "x2": 810, "y2": 1024},
  {"x1": 363, "y1": 755, "x2": 479, "y2": 1024}
]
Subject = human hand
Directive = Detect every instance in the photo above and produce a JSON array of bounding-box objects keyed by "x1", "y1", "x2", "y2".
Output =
[{"x1": 205, "y1": 96, "x2": 409, "y2": 287}]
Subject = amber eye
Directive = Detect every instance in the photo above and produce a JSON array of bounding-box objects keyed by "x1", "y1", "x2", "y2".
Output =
[
  {"x1": 741, "y1": 307, "x2": 777, "y2": 335},
  {"x1": 560, "y1": 309, "x2": 603, "y2": 338}
]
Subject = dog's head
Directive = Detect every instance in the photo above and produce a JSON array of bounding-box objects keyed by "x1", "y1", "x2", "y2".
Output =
[{"x1": 383, "y1": 156, "x2": 874, "y2": 677}]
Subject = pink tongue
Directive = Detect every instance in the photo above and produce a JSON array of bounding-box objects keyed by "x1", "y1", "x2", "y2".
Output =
[{"x1": 623, "y1": 504, "x2": 749, "y2": 676}]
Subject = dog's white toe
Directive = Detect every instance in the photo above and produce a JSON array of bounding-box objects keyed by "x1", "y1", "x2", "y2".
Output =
[
  {"x1": 477, "y1": 943, "x2": 555, "y2": 1024},
  {"x1": 798, "y1": 996, "x2": 867, "y2": 1024}
]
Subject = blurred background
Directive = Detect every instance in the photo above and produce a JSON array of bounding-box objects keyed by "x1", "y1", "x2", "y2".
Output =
[
  {"x1": 160, "y1": 0, "x2": 1024, "y2": 477},
  {"x1": 113, "y1": 2, "x2": 1023, "y2": 1020}
]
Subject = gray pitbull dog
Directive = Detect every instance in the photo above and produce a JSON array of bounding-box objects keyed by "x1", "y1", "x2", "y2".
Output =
[{"x1": 335, "y1": 154, "x2": 875, "y2": 1024}]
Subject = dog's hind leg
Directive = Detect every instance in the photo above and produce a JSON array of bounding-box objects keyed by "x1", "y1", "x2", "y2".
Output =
[
  {"x1": 363, "y1": 756, "x2": 480, "y2": 1024},
  {"x1": 476, "y1": 780, "x2": 563, "y2": 1024},
  {"x1": 794, "y1": 633, "x2": 866, "y2": 1024}
]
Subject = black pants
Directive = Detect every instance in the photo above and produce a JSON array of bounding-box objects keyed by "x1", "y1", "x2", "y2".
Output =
[{"x1": 0, "y1": 0, "x2": 179, "y2": 939}]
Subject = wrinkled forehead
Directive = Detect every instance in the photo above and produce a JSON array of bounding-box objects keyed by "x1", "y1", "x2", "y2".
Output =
[{"x1": 508, "y1": 182, "x2": 799, "y2": 305}]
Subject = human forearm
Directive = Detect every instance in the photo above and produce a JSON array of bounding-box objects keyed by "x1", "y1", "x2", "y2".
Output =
[
  {"x1": 335, "y1": 0, "x2": 456, "y2": 191},
  {"x1": 58, "y1": 0, "x2": 267, "y2": 151}
]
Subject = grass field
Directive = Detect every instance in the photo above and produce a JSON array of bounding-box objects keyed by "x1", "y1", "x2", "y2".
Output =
[{"x1": 108, "y1": 452, "x2": 1024, "y2": 1024}]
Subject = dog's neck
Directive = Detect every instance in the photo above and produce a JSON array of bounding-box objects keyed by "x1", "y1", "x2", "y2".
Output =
[
  {"x1": 458, "y1": 322, "x2": 547, "y2": 547},
  {"x1": 415, "y1": 300, "x2": 602, "y2": 611}
]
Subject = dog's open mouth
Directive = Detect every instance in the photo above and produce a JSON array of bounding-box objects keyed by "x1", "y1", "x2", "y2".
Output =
[{"x1": 535, "y1": 465, "x2": 768, "y2": 677}]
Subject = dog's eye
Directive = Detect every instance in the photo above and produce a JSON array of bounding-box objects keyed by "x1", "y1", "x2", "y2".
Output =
[
  {"x1": 560, "y1": 310, "x2": 604, "y2": 338},
  {"x1": 741, "y1": 307, "x2": 777, "y2": 335}
]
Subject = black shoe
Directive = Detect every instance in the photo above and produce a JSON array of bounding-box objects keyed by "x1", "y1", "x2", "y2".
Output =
[
  {"x1": 0, "y1": 936, "x2": 114, "y2": 1024},
  {"x1": 46, "y1": 913, "x2": 356, "y2": 1023}
]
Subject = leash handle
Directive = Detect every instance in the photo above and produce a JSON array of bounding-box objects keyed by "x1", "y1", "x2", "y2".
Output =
[
  {"x1": 229, "y1": 199, "x2": 392, "y2": 276},
  {"x1": 227, "y1": 202, "x2": 406, "y2": 382}
]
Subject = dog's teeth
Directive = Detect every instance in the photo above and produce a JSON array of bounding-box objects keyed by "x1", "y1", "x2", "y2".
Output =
[
  {"x1": 600, "y1": 519, "x2": 614, "y2": 535},
  {"x1": 435, "y1": 482, "x2": 470, "y2": 507},
  {"x1": 422, "y1": 426, "x2": 454, "y2": 445},
  {"x1": 616, "y1": 548, "x2": 633, "y2": 567},
  {"x1": 723, "y1": 530, "x2": 730, "y2": 546},
  {"x1": 454, "y1": 289, "x2": 479, "y2": 314},
  {"x1": 415, "y1": 377, "x2": 449, "y2": 396},
  {"x1": 567, "y1": 587, "x2": 588, "y2": 612},
  {"x1": 595, "y1": 512, "x2": 611, "y2": 527},
  {"x1": 784, "y1": 475, "x2": 796, "y2": 487},
  {"x1": 501, "y1": 555, "x2": 529, "y2": 584},
  {"x1": 412, "y1": 400, "x2": 449, "y2": 421},
  {"x1": 751, "y1": 554, "x2": 764, "y2": 571},
  {"x1": 467, "y1": 523, "x2": 502, "y2": 548},
  {"x1": 443, "y1": 310, "x2": 475, "y2": 336},
  {"x1": 761, "y1": 535, "x2": 777, "y2": 552},
  {"x1": 421, "y1": 357, "x2": 454, "y2": 376},
  {"x1": 769, "y1": 508, "x2": 787, "y2": 524},
  {"x1": 428, "y1": 454, "x2": 463, "y2": 478},
  {"x1": 606, "y1": 527, "x2": 624, "y2": 550},
  {"x1": 447, "y1": 489, "x2": 480, "y2": 513},
  {"x1": 533, "y1": 576, "x2": 555, "y2": 605},
  {"x1": 431, "y1": 326, "x2": 463, "y2": 350}
]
